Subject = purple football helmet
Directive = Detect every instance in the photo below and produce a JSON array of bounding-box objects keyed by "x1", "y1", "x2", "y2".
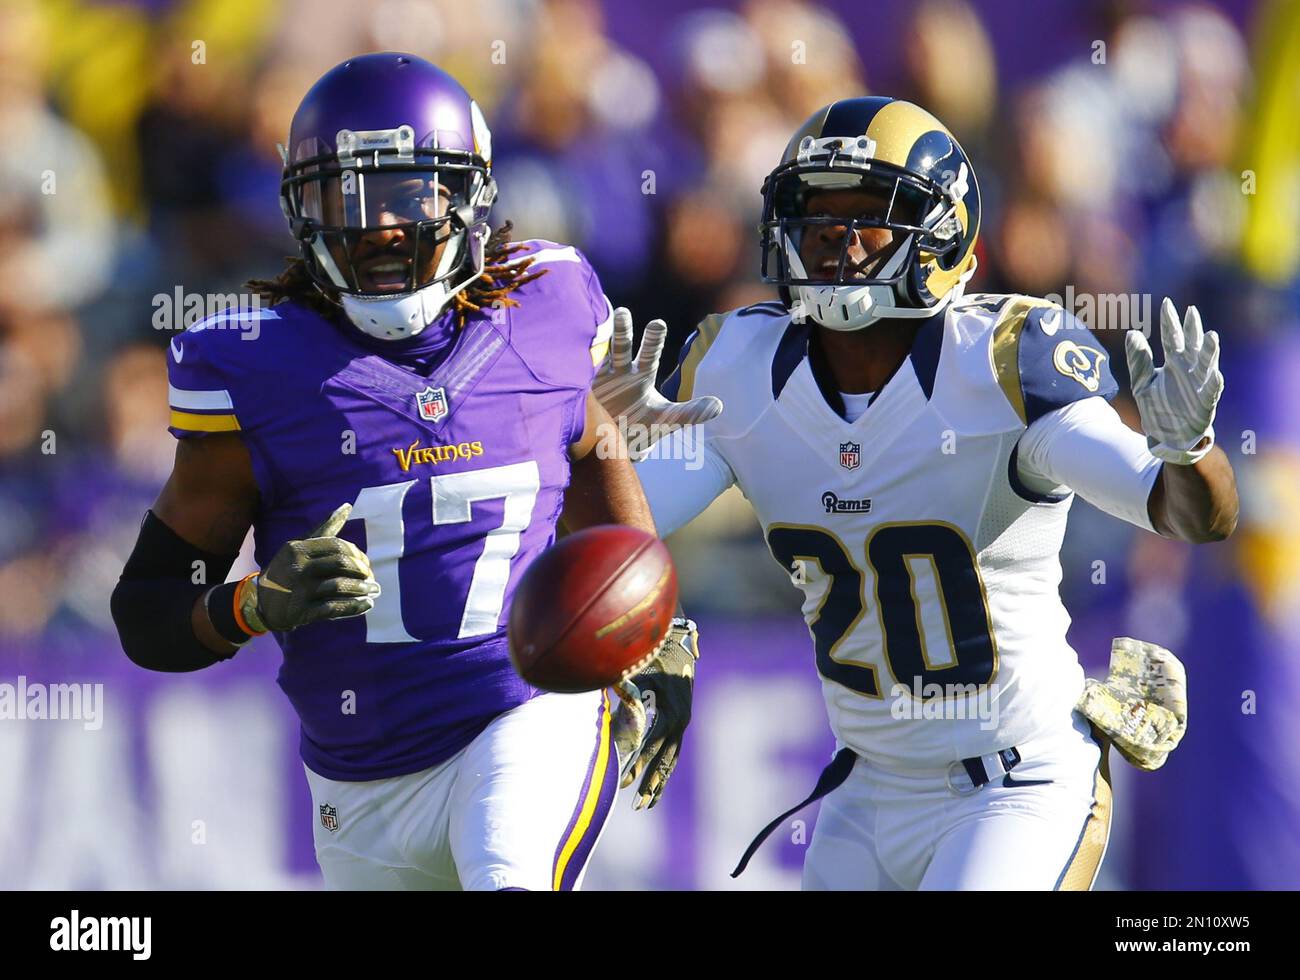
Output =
[{"x1": 280, "y1": 53, "x2": 497, "y2": 339}]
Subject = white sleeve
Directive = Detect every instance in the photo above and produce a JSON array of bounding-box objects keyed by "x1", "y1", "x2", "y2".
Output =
[
  {"x1": 1015, "y1": 397, "x2": 1163, "y2": 533},
  {"x1": 633, "y1": 429, "x2": 735, "y2": 537}
]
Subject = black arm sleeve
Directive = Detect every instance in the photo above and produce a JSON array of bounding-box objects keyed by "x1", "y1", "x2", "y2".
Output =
[{"x1": 110, "y1": 510, "x2": 242, "y2": 672}]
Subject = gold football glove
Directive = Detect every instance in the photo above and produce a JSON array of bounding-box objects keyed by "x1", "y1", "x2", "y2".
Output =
[
  {"x1": 1076, "y1": 636, "x2": 1188, "y2": 771},
  {"x1": 610, "y1": 616, "x2": 698, "y2": 810}
]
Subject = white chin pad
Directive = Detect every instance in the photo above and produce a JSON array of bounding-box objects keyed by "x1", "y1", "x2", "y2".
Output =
[
  {"x1": 797, "y1": 282, "x2": 887, "y2": 331},
  {"x1": 341, "y1": 281, "x2": 451, "y2": 340}
]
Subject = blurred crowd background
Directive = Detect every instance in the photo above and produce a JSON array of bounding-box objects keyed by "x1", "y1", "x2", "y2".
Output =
[{"x1": 1, "y1": 0, "x2": 1298, "y2": 889}]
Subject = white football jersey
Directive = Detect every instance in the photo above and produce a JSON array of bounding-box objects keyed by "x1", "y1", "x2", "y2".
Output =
[{"x1": 659, "y1": 294, "x2": 1120, "y2": 771}]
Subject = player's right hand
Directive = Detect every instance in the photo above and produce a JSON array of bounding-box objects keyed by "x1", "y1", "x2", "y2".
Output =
[
  {"x1": 613, "y1": 616, "x2": 698, "y2": 810},
  {"x1": 591, "y1": 308, "x2": 723, "y2": 460},
  {"x1": 238, "y1": 503, "x2": 379, "y2": 633}
]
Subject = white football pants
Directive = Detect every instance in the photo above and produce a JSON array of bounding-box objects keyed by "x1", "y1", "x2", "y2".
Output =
[
  {"x1": 803, "y1": 711, "x2": 1112, "y2": 890},
  {"x1": 303, "y1": 689, "x2": 617, "y2": 890}
]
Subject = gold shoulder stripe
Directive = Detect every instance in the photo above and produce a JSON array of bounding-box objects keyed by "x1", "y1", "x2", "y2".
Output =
[
  {"x1": 170, "y1": 409, "x2": 241, "y2": 433},
  {"x1": 989, "y1": 297, "x2": 1055, "y2": 424},
  {"x1": 676, "y1": 311, "x2": 729, "y2": 401},
  {"x1": 589, "y1": 340, "x2": 610, "y2": 366}
]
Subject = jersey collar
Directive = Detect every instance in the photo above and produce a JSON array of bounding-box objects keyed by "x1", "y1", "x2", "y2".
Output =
[{"x1": 770, "y1": 308, "x2": 947, "y2": 418}]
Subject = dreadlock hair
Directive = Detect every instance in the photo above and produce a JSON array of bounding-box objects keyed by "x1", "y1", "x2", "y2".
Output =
[{"x1": 245, "y1": 221, "x2": 549, "y2": 331}]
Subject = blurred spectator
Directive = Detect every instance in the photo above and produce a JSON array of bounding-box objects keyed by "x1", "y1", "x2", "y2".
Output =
[
  {"x1": 900, "y1": 0, "x2": 998, "y2": 146},
  {"x1": 0, "y1": 339, "x2": 58, "y2": 642},
  {"x1": 493, "y1": 0, "x2": 664, "y2": 292},
  {"x1": 746, "y1": 0, "x2": 866, "y2": 122},
  {"x1": 0, "y1": 0, "x2": 115, "y2": 312}
]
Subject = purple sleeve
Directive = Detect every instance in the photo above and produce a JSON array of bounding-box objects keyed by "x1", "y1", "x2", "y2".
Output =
[
  {"x1": 162, "y1": 311, "x2": 285, "y2": 508},
  {"x1": 165, "y1": 328, "x2": 243, "y2": 439}
]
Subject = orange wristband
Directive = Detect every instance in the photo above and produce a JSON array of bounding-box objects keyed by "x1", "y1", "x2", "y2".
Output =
[{"x1": 232, "y1": 572, "x2": 268, "y2": 636}]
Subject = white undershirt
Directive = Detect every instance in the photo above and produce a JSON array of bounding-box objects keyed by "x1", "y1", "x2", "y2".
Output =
[
  {"x1": 1014, "y1": 396, "x2": 1162, "y2": 532},
  {"x1": 839, "y1": 390, "x2": 875, "y2": 424}
]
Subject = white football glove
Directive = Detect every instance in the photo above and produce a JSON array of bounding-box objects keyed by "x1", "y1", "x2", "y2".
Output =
[
  {"x1": 1124, "y1": 298, "x2": 1223, "y2": 465},
  {"x1": 1076, "y1": 637, "x2": 1188, "y2": 772},
  {"x1": 591, "y1": 308, "x2": 723, "y2": 460}
]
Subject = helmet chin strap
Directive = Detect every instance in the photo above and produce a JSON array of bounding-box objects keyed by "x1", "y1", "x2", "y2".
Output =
[
  {"x1": 339, "y1": 225, "x2": 487, "y2": 341},
  {"x1": 784, "y1": 234, "x2": 975, "y2": 332}
]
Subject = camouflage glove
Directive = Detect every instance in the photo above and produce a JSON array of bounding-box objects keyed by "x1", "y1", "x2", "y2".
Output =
[
  {"x1": 238, "y1": 503, "x2": 379, "y2": 633},
  {"x1": 610, "y1": 617, "x2": 698, "y2": 809},
  {"x1": 1076, "y1": 637, "x2": 1188, "y2": 771}
]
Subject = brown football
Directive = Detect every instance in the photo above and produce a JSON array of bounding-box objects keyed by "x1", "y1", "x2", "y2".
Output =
[{"x1": 508, "y1": 525, "x2": 678, "y2": 693}]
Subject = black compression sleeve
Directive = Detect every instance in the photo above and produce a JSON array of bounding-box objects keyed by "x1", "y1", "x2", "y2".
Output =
[{"x1": 110, "y1": 510, "x2": 241, "y2": 672}]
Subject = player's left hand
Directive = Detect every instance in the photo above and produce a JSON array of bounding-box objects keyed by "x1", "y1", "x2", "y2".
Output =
[
  {"x1": 591, "y1": 308, "x2": 723, "y2": 460},
  {"x1": 610, "y1": 616, "x2": 698, "y2": 809},
  {"x1": 1076, "y1": 636, "x2": 1188, "y2": 771},
  {"x1": 1125, "y1": 298, "x2": 1223, "y2": 465}
]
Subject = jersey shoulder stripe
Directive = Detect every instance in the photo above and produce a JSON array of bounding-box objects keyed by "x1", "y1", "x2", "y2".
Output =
[
  {"x1": 988, "y1": 297, "x2": 1118, "y2": 425},
  {"x1": 590, "y1": 303, "x2": 614, "y2": 366},
  {"x1": 909, "y1": 309, "x2": 946, "y2": 399},
  {"x1": 169, "y1": 408, "x2": 241, "y2": 433},
  {"x1": 507, "y1": 241, "x2": 582, "y2": 266},
  {"x1": 664, "y1": 311, "x2": 729, "y2": 401},
  {"x1": 989, "y1": 295, "x2": 1058, "y2": 422},
  {"x1": 167, "y1": 383, "x2": 233, "y2": 411},
  {"x1": 942, "y1": 294, "x2": 1118, "y2": 430},
  {"x1": 164, "y1": 306, "x2": 284, "y2": 437},
  {"x1": 664, "y1": 300, "x2": 792, "y2": 402},
  {"x1": 662, "y1": 303, "x2": 792, "y2": 439},
  {"x1": 770, "y1": 319, "x2": 809, "y2": 399}
]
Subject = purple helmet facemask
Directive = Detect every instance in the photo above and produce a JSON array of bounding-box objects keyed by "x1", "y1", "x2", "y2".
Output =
[{"x1": 280, "y1": 54, "x2": 497, "y2": 340}]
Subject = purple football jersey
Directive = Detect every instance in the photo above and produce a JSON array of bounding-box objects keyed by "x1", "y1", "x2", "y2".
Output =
[{"x1": 166, "y1": 240, "x2": 613, "y2": 779}]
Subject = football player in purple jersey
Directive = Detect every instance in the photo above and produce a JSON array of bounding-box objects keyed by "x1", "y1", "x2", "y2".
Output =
[{"x1": 111, "y1": 53, "x2": 694, "y2": 890}]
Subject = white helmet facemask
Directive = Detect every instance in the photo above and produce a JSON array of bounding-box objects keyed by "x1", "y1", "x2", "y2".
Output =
[
  {"x1": 786, "y1": 230, "x2": 913, "y2": 330},
  {"x1": 785, "y1": 237, "x2": 977, "y2": 331}
]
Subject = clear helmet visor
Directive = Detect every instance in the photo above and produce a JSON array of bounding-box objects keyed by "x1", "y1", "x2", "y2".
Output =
[
  {"x1": 289, "y1": 164, "x2": 482, "y2": 296},
  {"x1": 295, "y1": 169, "x2": 471, "y2": 228},
  {"x1": 764, "y1": 167, "x2": 955, "y2": 287}
]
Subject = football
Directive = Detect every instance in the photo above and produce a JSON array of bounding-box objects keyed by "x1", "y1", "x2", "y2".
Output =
[{"x1": 508, "y1": 525, "x2": 678, "y2": 693}]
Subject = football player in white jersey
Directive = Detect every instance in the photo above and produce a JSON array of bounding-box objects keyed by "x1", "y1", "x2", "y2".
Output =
[{"x1": 594, "y1": 97, "x2": 1236, "y2": 890}]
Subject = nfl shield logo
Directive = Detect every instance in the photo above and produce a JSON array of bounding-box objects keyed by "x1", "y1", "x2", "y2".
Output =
[
  {"x1": 839, "y1": 442, "x2": 861, "y2": 471},
  {"x1": 319, "y1": 803, "x2": 339, "y2": 834},
  {"x1": 416, "y1": 386, "x2": 449, "y2": 422}
]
